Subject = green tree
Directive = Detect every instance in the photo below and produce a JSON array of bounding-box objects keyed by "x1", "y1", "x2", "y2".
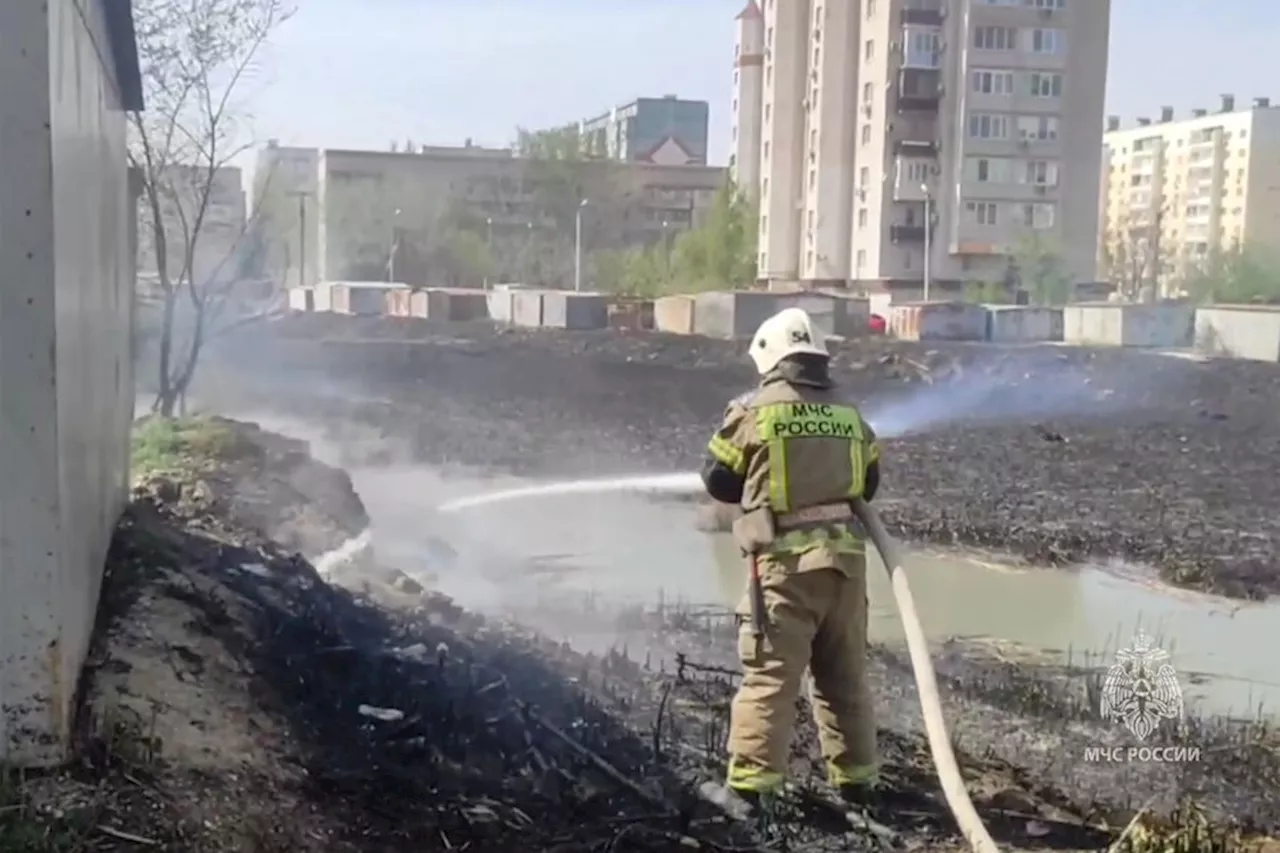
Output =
[
  {"x1": 438, "y1": 228, "x2": 494, "y2": 286},
  {"x1": 668, "y1": 181, "x2": 758, "y2": 291},
  {"x1": 1011, "y1": 234, "x2": 1072, "y2": 306},
  {"x1": 1179, "y1": 243, "x2": 1280, "y2": 304},
  {"x1": 963, "y1": 280, "x2": 1008, "y2": 304}
]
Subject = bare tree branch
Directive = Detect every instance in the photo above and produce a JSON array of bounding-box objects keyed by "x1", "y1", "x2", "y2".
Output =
[{"x1": 131, "y1": 0, "x2": 294, "y2": 417}]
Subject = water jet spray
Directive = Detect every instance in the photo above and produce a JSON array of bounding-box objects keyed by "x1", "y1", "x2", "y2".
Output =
[{"x1": 440, "y1": 480, "x2": 1000, "y2": 852}]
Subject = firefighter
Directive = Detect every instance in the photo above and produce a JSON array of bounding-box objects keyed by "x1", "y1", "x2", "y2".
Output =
[{"x1": 699, "y1": 306, "x2": 882, "y2": 818}]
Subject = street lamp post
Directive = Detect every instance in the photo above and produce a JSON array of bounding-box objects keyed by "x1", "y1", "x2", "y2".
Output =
[
  {"x1": 289, "y1": 191, "x2": 308, "y2": 289},
  {"x1": 920, "y1": 185, "x2": 932, "y2": 302},
  {"x1": 484, "y1": 216, "x2": 493, "y2": 288},
  {"x1": 573, "y1": 199, "x2": 588, "y2": 292},
  {"x1": 522, "y1": 221, "x2": 534, "y2": 285},
  {"x1": 388, "y1": 207, "x2": 401, "y2": 283}
]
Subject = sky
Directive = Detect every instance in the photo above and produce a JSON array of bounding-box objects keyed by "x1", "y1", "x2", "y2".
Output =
[{"x1": 236, "y1": 0, "x2": 1280, "y2": 170}]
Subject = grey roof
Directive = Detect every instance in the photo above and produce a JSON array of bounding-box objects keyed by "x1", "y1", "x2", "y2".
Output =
[{"x1": 99, "y1": 0, "x2": 143, "y2": 110}]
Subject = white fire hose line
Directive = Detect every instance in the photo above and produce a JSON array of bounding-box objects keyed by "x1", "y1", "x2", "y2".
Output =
[
  {"x1": 853, "y1": 498, "x2": 1000, "y2": 853},
  {"x1": 437, "y1": 479, "x2": 1000, "y2": 851}
]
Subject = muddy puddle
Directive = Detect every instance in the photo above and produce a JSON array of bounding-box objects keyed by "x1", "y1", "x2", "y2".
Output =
[{"x1": 372, "y1": 468, "x2": 1280, "y2": 722}]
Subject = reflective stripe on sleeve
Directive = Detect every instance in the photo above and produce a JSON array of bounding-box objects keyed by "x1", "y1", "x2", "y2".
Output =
[{"x1": 708, "y1": 434, "x2": 746, "y2": 474}]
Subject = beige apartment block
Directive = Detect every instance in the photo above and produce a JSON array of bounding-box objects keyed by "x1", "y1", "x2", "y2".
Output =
[
  {"x1": 250, "y1": 143, "x2": 725, "y2": 287},
  {"x1": 136, "y1": 164, "x2": 247, "y2": 291},
  {"x1": 735, "y1": 0, "x2": 1109, "y2": 293},
  {"x1": 1099, "y1": 96, "x2": 1280, "y2": 295}
]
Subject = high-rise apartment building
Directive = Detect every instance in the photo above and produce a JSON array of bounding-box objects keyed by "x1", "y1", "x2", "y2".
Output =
[
  {"x1": 732, "y1": 0, "x2": 1110, "y2": 293},
  {"x1": 1099, "y1": 96, "x2": 1280, "y2": 294},
  {"x1": 730, "y1": 2, "x2": 765, "y2": 193},
  {"x1": 579, "y1": 95, "x2": 711, "y2": 166}
]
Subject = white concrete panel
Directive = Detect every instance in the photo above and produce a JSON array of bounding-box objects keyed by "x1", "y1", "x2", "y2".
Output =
[
  {"x1": 0, "y1": 0, "x2": 133, "y2": 766},
  {"x1": 1194, "y1": 306, "x2": 1280, "y2": 362}
]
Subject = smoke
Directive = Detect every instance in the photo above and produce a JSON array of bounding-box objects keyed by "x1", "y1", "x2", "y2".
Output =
[{"x1": 859, "y1": 348, "x2": 1185, "y2": 439}]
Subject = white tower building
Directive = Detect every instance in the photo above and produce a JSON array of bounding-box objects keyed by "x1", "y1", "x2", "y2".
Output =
[
  {"x1": 730, "y1": 1, "x2": 765, "y2": 197},
  {"x1": 757, "y1": 0, "x2": 810, "y2": 285},
  {"x1": 799, "y1": 1, "x2": 861, "y2": 287}
]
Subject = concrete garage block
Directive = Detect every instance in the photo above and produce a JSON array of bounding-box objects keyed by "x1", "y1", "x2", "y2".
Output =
[
  {"x1": 1063, "y1": 302, "x2": 1194, "y2": 347},
  {"x1": 1195, "y1": 305, "x2": 1280, "y2": 361},
  {"x1": 542, "y1": 290, "x2": 609, "y2": 330},
  {"x1": 654, "y1": 295, "x2": 696, "y2": 334},
  {"x1": 985, "y1": 305, "x2": 1062, "y2": 343},
  {"x1": 511, "y1": 289, "x2": 543, "y2": 327},
  {"x1": 693, "y1": 291, "x2": 785, "y2": 339},
  {"x1": 421, "y1": 288, "x2": 488, "y2": 321},
  {"x1": 608, "y1": 300, "x2": 654, "y2": 330},
  {"x1": 487, "y1": 287, "x2": 515, "y2": 323},
  {"x1": 890, "y1": 301, "x2": 986, "y2": 341}
]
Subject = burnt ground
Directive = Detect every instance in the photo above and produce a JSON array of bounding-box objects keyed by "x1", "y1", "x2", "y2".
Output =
[
  {"x1": 3, "y1": 416, "x2": 1273, "y2": 853},
  {"x1": 193, "y1": 311, "x2": 1280, "y2": 600}
]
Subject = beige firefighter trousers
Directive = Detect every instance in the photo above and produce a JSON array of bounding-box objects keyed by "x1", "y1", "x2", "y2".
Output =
[{"x1": 726, "y1": 554, "x2": 876, "y2": 794}]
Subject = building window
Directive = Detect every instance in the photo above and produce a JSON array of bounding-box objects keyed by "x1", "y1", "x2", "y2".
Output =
[
  {"x1": 858, "y1": 208, "x2": 868, "y2": 228},
  {"x1": 1029, "y1": 28, "x2": 1066, "y2": 54},
  {"x1": 904, "y1": 159, "x2": 931, "y2": 182},
  {"x1": 866, "y1": 0, "x2": 875, "y2": 15},
  {"x1": 973, "y1": 26, "x2": 1017, "y2": 50},
  {"x1": 863, "y1": 81, "x2": 873, "y2": 102},
  {"x1": 861, "y1": 124, "x2": 871, "y2": 143},
  {"x1": 864, "y1": 39, "x2": 874, "y2": 60},
  {"x1": 1017, "y1": 115, "x2": 1059, "y2": 141},
  {"x1": 972, "y1": 69, "x2": 1015, "y2": 95},
  {"x1": 859, "y1": 166, "x2": 870, "y2": 186},
  {"x1": 763, "y1": 141, "x2": 770, "y2": 159},
  {"x1": 1023, "y1": 160, "x2": 1060, "y2": 185},
  {"x1": 1029, "y1": 72, "x2": 1063, "y2": 98},
  {"x1": 856, "y1": 250, "x2": 867, "y2": 269},
  {"x1": 966, "y1": 156, "x2": 1012, "y2": 182},
  {"x1": 966, "y1": 201, "x2": 999, "y2": 225},
  {"x1": 968, "y1": 112, "x2": 1010, "y2": 139},
  {"x1": 762, "y1": 178, "x2": 769, "y2": 197},
  {"x1": 1022, "y1": 202, "x2": 1055, "y2": 228}
]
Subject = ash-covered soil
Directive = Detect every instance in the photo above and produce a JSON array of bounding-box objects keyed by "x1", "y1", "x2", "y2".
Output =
[
  {"x1": 6, "y1": 416, "x2": 1220, "y2": 853},
  {"x1": 197, "y1": 312, "x2": 1280, "y2": 600}
]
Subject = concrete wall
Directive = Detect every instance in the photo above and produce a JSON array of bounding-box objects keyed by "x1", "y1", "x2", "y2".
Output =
[
  {"x1": 1063, "y1": 302, "x2": 1194, "y2": 347},
  {"x1": 0, "y1": 0, "x2": 139, "y2": 765},
  {"x1": 1194, "y1": 305, "x2": 1280, "y2": 362},
  {"x1": 692, "y1": 291, "x2": 784, "y2": 339},
  {"x1": 985, "y1": 306, "x2": 1063, "y2": 343}
]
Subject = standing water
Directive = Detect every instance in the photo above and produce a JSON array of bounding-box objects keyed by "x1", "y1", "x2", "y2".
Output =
[{"x1": 439, "y1": 472, "x2": 1280, "y2": 720}]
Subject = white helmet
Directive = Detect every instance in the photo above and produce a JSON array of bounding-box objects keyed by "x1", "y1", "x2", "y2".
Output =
[{"x1": 748, "y1": 307, "x2": 828, "y2": 375}]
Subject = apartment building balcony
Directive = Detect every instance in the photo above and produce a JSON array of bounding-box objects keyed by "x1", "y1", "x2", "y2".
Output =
[
  {"x1": 893, "y1": 159, "x2": 935, "y2": 201},
  {"x1": 890, "y1": 224, "x2": 928, "y2": 243},
  {"x1": 897, "y1": 68, "x2": 941, "y2": 112},
  {"x1": 901, "y1": 0, "x2": 944, "y2": 26},
  {"x1": 893, "y1": 138, "x2": 938, "y2": 158}
]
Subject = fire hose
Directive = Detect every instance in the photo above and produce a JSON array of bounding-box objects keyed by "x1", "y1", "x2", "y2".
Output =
[{"x1": 852, "y1": 498, "x2": 1000, "y2": 853}]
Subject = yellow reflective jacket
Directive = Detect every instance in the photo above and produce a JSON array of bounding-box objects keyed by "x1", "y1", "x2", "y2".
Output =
[{"x1": 705, "y1": 371, "x2": 880, "y2": 572}]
